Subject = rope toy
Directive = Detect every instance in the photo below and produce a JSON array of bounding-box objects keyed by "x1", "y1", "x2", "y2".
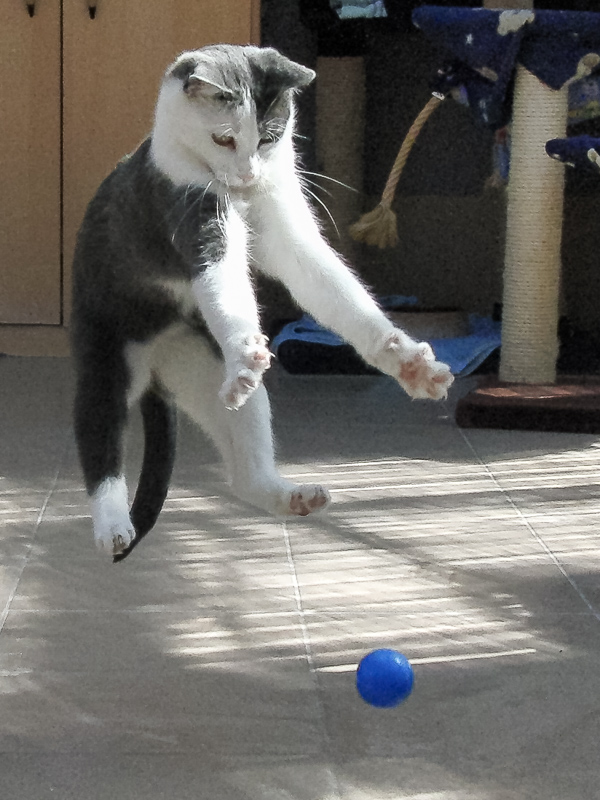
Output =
[{"x1": 349, "y1": 94, "x2": 444, "y2": 248}]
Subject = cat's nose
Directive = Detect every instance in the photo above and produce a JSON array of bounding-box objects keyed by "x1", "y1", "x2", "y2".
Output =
[{"x1": 240, "y1": 170, "x2": 256, "y2": 184}]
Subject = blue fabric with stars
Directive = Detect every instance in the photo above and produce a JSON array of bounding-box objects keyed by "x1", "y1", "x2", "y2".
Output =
[
  {"x1": 546, "y1": 135, "x2": 600, "y2": 175},
  {"x1": 413, "y1": 7, "x2": 600, "y2": 129}
]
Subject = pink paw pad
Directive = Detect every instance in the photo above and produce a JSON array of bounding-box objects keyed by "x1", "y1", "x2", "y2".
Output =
[
  {"x1": 245, "y1": 335, "x2": 272, "y2": 370},
  {"x1": 288, "y1": 486, "x2": 330, "y2": 516}
]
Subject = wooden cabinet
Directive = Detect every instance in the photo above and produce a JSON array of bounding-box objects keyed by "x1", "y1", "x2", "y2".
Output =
[
  {"x1": 0, "y1": 0, "x2": 259, "y2": 355},
  {"x1": 0, "y1": 1, "x2": 61, "y2": 327}
]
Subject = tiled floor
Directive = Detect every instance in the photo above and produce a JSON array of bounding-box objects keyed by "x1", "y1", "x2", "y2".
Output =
[{"x1": 1, "y1": 355, "x2": 600, "y2": 799}]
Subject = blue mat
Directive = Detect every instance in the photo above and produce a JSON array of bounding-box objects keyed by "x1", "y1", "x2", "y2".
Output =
[{"x1": 271, "y1": 298, "x2": 501, "y2": 378}]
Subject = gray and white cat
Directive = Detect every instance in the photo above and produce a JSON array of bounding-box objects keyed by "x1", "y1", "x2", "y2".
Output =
[{"x1": 71, "y1": 44, "x2": 453, "y2": 561}]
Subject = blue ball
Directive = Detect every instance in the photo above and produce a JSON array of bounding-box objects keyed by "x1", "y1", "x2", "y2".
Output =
[{"x1": 356, "y1": 649, "x2": 414, "y2": 708}]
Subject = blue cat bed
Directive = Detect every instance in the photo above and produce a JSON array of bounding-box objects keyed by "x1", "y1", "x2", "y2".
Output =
[{"x1": 271, "y1": 297, "x2": 501, "y2": 377}]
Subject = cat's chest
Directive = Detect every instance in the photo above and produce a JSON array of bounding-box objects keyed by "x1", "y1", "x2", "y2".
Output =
[{"x1": 158, "y1": 279, "x2": 198, "y2": 318}]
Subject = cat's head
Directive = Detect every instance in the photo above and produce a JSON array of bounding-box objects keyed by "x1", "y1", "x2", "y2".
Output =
[{"x1": 152, "y1": 45, "x2": 315, "y2": 189}]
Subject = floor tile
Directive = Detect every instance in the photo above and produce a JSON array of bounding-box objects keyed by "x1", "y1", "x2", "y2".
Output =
[
  {"x1": 0, "y1": 664, "x2": 323, "y2": 755},
  {"x1": 0, "y1": 754, "x2": 339, "y2": 800},
  {"x1": 318, "y1": 614, "x2": 600, "y2": 798},
  {"x1": 2, "y1": 358, "x2": 600, "y2": 799}
]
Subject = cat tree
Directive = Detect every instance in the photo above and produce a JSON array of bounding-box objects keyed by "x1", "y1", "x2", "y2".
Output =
[{"x1": 412, "y1": 5, "x2": 600, "y2": 431}]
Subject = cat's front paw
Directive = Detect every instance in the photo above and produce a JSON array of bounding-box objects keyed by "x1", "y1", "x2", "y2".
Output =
[
  {"x1": 373, "y1": 331, "x2": 454, "y2": 400},
  {"x1": 220, "y1": 334, "x2": 272, "y2": 411}
]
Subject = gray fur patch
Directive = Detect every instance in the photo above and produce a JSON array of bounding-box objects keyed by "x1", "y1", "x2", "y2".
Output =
[{"x1": 71, "y1": 138, "x2": 225, "y2": 346}]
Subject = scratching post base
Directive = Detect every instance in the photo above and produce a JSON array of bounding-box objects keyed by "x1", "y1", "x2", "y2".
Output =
[{"x1": 456, "y1": 377, "x2": 600, "y2": 433}]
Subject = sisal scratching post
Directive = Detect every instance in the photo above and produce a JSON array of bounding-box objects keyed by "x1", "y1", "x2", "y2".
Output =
[
  {"x1": 499, "y1": 64, "x2": 568, "y2": 384},
  {"x1": 315, "y1": 56, "x2": 365, "y2": 258},
  {"x1": 411, "y1": 2, "x2": 600, "y2": 431}
]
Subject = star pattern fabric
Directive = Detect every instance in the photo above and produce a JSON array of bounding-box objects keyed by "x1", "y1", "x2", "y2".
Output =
[
  {"x1": 413, "y1": 6, "x2": 600, "y2": 128},
  {"x1": 546, "y1": 135, "x2": 600, "y2": 174}
]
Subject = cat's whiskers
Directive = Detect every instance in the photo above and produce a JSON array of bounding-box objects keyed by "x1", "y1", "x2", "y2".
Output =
[
  {"x1": 263, "y1": 118, "x2": 286, "y2": 141},
  {"x1": 299, "y1": 175, "x2": 334, "y2": 198},
  {"x1": 170, "y1": 179, "x2": 217, "y2": 243},
  {"x1": 299, "y1": 169, "x2": 359, "y2": 194},
  {"x1": 215, "y1": 190, "x2": 231, "y2": 233},
  {"x1": 301, "y1": 185, "x2": 340, "y2": 238},
  {"x1": 200, "y1": 179, "x2": 216, "y2": 204}
]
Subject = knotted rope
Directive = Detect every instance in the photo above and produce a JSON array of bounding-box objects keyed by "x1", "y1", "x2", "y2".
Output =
[{"x1": 349, "y1": 94, "x2": 444, "y2": 248}]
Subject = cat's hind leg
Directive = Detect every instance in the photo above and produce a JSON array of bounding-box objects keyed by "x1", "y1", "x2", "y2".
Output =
[
  {"x1": 73, "y1": 340, "x2": 137, "y2": 556},
  {"x1": 152, "y1": 324, "x2": 330, "y2": 517},
  {"x1": 221, "y1": 383, "x2": 331, "y2": 517},
  {"x1": 89, "y1": 475, "x2": 135, "y2": 556}
]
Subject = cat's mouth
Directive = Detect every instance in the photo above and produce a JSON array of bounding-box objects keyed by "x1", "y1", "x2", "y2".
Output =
[{"x1": 215, "y1": 174, "x2": 259, "y2": 192}]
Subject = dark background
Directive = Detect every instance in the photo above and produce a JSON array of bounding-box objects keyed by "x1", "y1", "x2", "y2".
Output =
[{"x1": 258, "y1": 1, "x2": 600, "y2": 351}]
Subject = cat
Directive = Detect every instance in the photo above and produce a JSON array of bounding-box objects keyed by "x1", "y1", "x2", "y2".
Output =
[{"x1": 70, "y1": 44, "x2": 454, "y2": 562}]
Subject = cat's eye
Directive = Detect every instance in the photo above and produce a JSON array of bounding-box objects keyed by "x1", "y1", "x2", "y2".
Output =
[
  {"x1": 214, "y1": 91, "x2": 234, "y2": 103},
  {"x1": 259, "y1": 135, "x2": 276, "y2": 147},
  {"x1": 212, "y1": 134, "x2": 236, "y2": 150}
]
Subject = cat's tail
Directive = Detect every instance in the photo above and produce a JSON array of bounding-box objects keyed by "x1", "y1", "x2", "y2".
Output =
[{"x1": 114, "y1": 388, "x2": 177, "y2": 563}]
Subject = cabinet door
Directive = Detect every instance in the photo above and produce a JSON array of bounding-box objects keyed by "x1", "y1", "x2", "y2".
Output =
[
  {"x1": 62, "y1": 0, "x2": 259, "y2": 322},
  {"x1": 0, "y1": 1, "x2": 61, "y2": 324}
]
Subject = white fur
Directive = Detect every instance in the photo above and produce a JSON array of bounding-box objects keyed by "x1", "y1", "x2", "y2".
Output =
[
  {"x1": 91, "y1": 476, "x2": 135, "y2": 555},
  {"x1": 125, "y1": 341, "x2": 154, "y2": 407},
  {"x1": 190, "y1": 199, "x2": 271, "y2": 410},
  {"x1": 151, "y1": 77, "x2": 218, "y2": 187},
  {"x1": 151, "y1": 73, "x2": 262, "y2": 190},
  {"x1": 157, "y1": 279, "x2": 199, "y2": 318},
  {"x1": 128, "y1": 324, "x2": 329, "y2": 517}
]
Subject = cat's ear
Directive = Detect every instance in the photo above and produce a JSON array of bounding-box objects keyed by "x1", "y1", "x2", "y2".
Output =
[
  {"x1": 257, "y1": 49, "x2": 316, "y2": 91},
  {"x1": 183, "y1": 75, "x2": 234, "y2": 101},
  {"x1": 279, "y1": 58, "x2": 316, "y2": 91},
  {"x1": 169, "y1": 56, "x2": 198, "y2": 84},
  {"x1": 168, "y1": 55, "x2": 233, "y2": 99}
]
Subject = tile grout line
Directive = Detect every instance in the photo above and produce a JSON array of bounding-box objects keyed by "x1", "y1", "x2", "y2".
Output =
[
  {"x1": 0, "y1": 436, "x2": 68, "y2": 635},
  {"x1": 281, "y1": 521, "x2": 342, "y2": 800},
  {"x1": 457, "y1": 426, "x2": 600, "y2": 623}
]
